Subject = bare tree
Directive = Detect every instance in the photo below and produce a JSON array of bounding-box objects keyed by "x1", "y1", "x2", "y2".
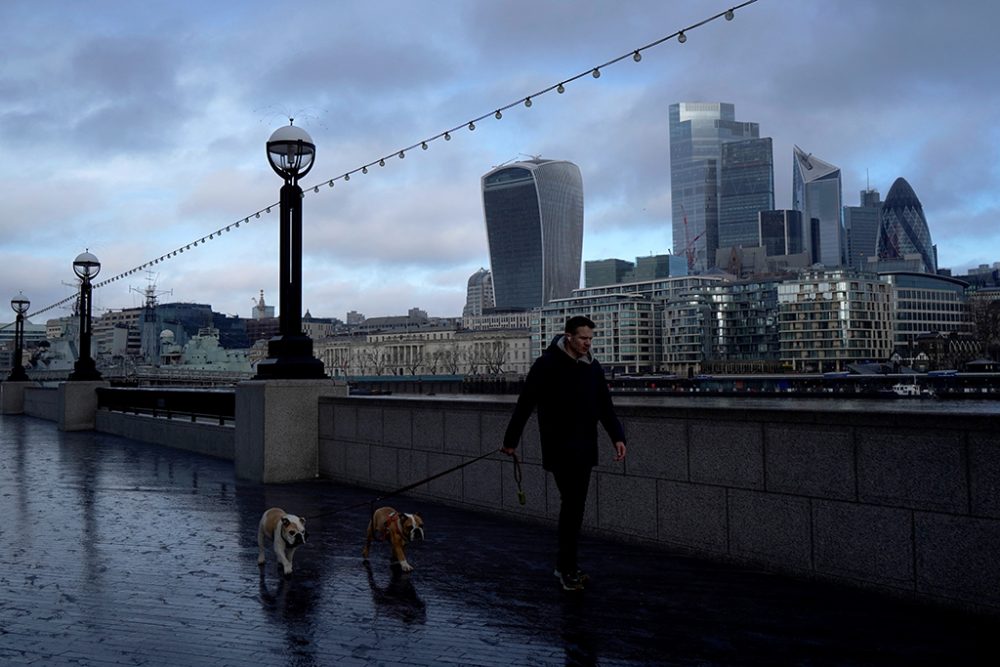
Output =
[
  {"x1": 969, "y1": 298, "x2": 1000, "y2": 359},
  {"x1": 363, "y1": 340, "x2": 388, "y2": 376},
  {"x1": 480, "y1": 340, "x2": 508, "y2": 375},
  {"x1": 405, "y1": 346, "x2": 425, "y2": 375},
  {"x1": 441, "y1": 344, "x2": 462, "y2": 375}
]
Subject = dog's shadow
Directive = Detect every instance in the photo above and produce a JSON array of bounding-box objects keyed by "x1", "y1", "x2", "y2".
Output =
[
  {"x1": 363, "y1": 561, "x2": 426, "y2": 625},
  {"x1": 258, "y1": 567, "x2": 318, "y2": 619}
]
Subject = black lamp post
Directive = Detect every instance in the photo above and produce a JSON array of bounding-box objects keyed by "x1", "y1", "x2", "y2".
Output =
[
  {"x1": 69, "y1": 250, "x2": 103, "y2": 381},
  {"x1": 254, "y1": 121, "x2": 326, "y2": 379},
  {"x1": 7, "y1": 292, "x2": 30, "y2": 381}
]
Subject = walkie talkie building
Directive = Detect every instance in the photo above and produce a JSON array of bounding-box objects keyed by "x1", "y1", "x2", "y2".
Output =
[{"x1": 481, "y1": 159, "x2": 584, "y2": 310}]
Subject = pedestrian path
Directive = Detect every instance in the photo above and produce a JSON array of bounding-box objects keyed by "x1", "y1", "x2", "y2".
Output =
[{"x1": 0, "y1": 415, "x2": 995, "y2": 666}]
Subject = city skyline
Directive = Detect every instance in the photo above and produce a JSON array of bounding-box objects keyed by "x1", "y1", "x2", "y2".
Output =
[{"x1": 1, "y1": 0, "x2": 998, "y2": 321}]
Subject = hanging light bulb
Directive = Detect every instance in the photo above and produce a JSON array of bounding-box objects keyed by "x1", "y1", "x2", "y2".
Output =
[
  {"x1": 468, "y1": 121, "x2": 475, "y2": 131},
  {"x1": 379, "y1": 158, "x2": 385, "y2": 167},
  {"x1": 633, "y1": 50, "x2": 642, "y2": 62},
  {"x1": 725, "y1": 8, "x2": 734, "y2": 20},
  {"x1": 255, "y1": 212, "x2": 260, "y2": 218},
  {"x1": 244, "y1": 218, "x2": 249, "y2": 224},
  {"x1": 525, "y1": 97, "x2": 532, "y2": 107},
  {"x1": 328, "y1": 179, "x2": 335, "y2": 187},
  {"x1": 592, "y1": 68, "x2": 601, "y2": 78},
  {"x1": 444, "y1": 132, "x2": 451, "y2": 141},
  {"x1": 678, "y1": 31, "x2": 687, "y2": 43},
  {"x1": 344, "y1": 173, "x2": 350, "y2": 180},
  {"x1": 362, "y1": 166, "x2": 368, "y2": 174},
  {"x1": 399, "y1": 150, "x2": 405, "y2": 159},
  {"x1": 495, "y1": 110, "x2": 502, "y2": 120},
  {"x1": 421, "y1": 141, "x2": 428, "y2": 150},
  {"x1": 313, "y1": 186, "x2": 319, "y2": 193},
  {"x1": 557, "y1": 84, "x2": 565, "y2": 94}
]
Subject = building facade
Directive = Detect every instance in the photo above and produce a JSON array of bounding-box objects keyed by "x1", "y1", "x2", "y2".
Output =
[
  {"x1": 463, "y1": 268, "x2": 495, "y2": 317},
  {"x1": 482, "y1": 159, "x2": 584, "y2": 309},
  {"x1": 534, "y1": 293, "x2": 659, "y2": 376},
  {"x1": 669, "y1": 102, "x2": 760, "y2": 272},
  {"x1": 880, "y1": 272, "x2": 971, "y2": 352},
  {"x1": 792, "y1": 146, "x2": 844, "y2": 267},
  {"x1": 585, "y1": 258, "x2": 635, "y2": 288},
  {"x1": 759, "y1": 209, "x2": 804, "y2": 257},
  {"x1": 777, "y1": 270, "x2": 893, "y2": 372},
  {"x1": 314, "y1": 327, "x2": 531, "y2": 378},
  {"x1": 844, "y1": 188, "x2": 881, "y2": 270},
  {"x1": 876, "y1": 177, "x2": 936, "y2": 274},
  {"x1": 718, "y1": 137, "x2": 775, "y2": 249}
]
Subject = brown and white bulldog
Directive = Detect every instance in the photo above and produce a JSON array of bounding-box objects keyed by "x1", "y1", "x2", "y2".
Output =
[
  {"x1": 257, "y1": 507, "x2": 308, "y2": 577},
  {"x1": 362, "y1": 506, "x2": 425, "y2": 572}
]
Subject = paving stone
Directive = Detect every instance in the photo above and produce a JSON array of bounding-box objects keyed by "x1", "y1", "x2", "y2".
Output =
[{"x1": 0, "y1": 414, "x2": 996, "y2": 666}]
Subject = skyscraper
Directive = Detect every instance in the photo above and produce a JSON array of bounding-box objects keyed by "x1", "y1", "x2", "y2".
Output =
[
  {"x1": 463, "y1": 268, "x2": 495, "y2": 317},
  {"x1": 792, "y1": 146, "x2": 844, "y2": 267},
  {"x1": 877, "y1": 177, "x2": 936, "y2": 273},
  {"x1": 843, "y1": 188, "x2": 881, "y2": 270},
  {"x1": 482, "y1": 159, "x2": 584, "y2": 310},
  {"x1": 669, "y1": 102, "x2": 760, "y2": 272},
  {"x1": 719, "y1": 137, "x2": 774, "y2": 249},
  {"x1": 758, "y1": 210, "x2": 804, "y2": 257}
]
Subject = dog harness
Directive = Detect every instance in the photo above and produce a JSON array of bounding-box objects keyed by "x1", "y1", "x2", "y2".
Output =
[{"x1": 376, "y1": 511, "x2": 400, "y2": 542}]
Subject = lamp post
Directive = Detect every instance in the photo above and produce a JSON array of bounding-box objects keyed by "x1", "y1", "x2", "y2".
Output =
[
  {"x1": 69, "y1": 250, "x2": 102, "y2": 381},
  {"x1": 7, "y1": 292, "x2": 30, "y2": 381},
  {"x1": 255, "y1": 121, "x2": 326, "y2": 379}
]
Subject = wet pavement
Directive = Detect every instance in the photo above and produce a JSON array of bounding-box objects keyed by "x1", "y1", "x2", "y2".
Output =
[{"x1": 1, "y1": 415, "x2": 997, "y2": 666}]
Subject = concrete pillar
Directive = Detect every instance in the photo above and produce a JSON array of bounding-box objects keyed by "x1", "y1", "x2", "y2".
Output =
[
  {"x1": 235, "y1": 379, "x2": 348, "y2": 483},
  {"x1": 58, "y1": 381, "x2": 109, "y2": 431},
  {"x1": 1, "y1": 381, "x2": 31, "y2": 414}
]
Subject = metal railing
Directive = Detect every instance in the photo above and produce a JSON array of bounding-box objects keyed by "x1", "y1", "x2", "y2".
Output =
[{"x1": 96, "y1": 387, "x2": 236, "y2": 425}]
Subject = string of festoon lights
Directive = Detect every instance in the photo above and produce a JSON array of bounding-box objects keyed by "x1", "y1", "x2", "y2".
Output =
[{"x1": 20, "y1": 0, "x2": 757, "y2": 323}]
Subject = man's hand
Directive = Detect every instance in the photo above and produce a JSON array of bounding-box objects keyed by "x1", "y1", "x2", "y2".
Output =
[
  {"x1": 499, "y1": 446, "x2": 517, "y2": 457},
  {"x1": 613, "y1": 441, "x2": 626, "y2": 462}
]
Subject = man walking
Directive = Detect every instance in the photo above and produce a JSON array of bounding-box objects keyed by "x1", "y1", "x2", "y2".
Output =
[{"x1": 501, "y1": 315, "x2": 626, "y2": 591}]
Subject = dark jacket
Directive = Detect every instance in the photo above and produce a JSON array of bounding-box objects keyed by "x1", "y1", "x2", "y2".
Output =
[{"x1": 504, "y1": 335, "x2": 625, "y2": 471}]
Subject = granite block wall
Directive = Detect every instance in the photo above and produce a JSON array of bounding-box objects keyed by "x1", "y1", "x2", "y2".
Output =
[{"x1": 318, "y1": 395, "x2": 1000, "y2": 613}]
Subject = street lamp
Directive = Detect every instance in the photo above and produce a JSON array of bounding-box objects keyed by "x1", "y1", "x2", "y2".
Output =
[
  {"x1": 255, "y1": 121, "x2": 326, "y2": 379},
  {"x1": 69, "y1": 250, "x2": 102, "y2": 381},
  {"x1": 7, "y1": 292, "x2": 30, "y2": 381}
]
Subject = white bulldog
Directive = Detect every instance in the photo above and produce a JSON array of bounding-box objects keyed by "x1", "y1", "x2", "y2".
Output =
[{"x1": 257, "y1": 507, "x2": 308, "y2": 577}]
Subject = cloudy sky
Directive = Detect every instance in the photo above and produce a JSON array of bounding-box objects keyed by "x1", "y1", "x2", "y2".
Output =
[{"x1": 1, "y1": 0, "x2": 998, "y2": 324}]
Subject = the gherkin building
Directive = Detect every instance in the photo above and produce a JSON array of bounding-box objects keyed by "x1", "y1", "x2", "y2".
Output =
[{"x1": 876, "y1": 177, "x2": 936, "y2": 273}]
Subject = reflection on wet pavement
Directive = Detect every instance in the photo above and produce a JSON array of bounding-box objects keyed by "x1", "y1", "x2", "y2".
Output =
[{"x1": 1, "y1": 415, "x2": 996, "y2": 666}]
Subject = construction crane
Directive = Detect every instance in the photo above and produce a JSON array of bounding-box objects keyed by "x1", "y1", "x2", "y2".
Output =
[{"x1": 680, "y1": 204, "x2": 703, "y2": 273}]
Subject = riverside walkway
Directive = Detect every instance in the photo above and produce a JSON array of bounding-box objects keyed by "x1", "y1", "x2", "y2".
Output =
[{"x1": 0, "y1": 414, "x2": 995, "y2": 666}]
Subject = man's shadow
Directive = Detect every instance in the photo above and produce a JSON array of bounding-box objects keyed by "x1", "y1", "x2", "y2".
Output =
[
  {"x1": 560, "y1": 594, "x2": 599, "y2": 667},
  {"x1": 363, "y1": 561, "x2": 426, "y2": 625}
]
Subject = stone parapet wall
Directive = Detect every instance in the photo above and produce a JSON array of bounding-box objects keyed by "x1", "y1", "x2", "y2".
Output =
[
  {"x1": 318, "y1": 395, "x2": 1000, "y2": 613},
  {"x1": 23, "y1": 386, "x2": 59, "y2": 421},
  {"x1": 96, "y1": 410, "x2": 234, "y2": 460}
]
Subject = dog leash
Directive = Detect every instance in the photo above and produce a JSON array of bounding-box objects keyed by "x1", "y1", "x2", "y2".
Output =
[{"x1": 306, "y1": 449, "x2": 526, "y2": 521}]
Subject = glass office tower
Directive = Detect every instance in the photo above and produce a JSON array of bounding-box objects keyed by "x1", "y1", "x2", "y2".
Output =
[
  {"x1": 758, "y1": 210, "x2": 804, "y2": 257},
  {"x1": 876, "y1": 177, "x2": 936, "y2": 274},
  {"x1": 669, "y1": 102, "x2": 759, "y2": 272},
  {"x1": 792, "y1": 146, "x2": 844, "y2": 267},
  {"x1": 844, "y1": 188, "x2": 881, "y2": 270},
  {"x1": 719, "y1": 137, "x2": 774, "y2": 249},
  {"x1": 482, "y1": 159, "x2": 584, "y2": 310}
]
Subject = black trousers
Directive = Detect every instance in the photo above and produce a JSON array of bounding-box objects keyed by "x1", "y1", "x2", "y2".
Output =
[{"x1": 551, "y1": 465, "x2": 592, "y2": 573}]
